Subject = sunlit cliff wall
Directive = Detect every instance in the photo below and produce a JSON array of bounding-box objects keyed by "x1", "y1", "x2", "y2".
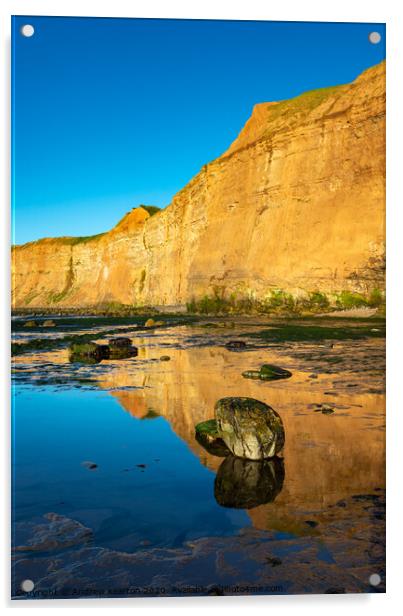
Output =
[{"x1": 12, "y1": 61, "x2": 385, "y2": 309}]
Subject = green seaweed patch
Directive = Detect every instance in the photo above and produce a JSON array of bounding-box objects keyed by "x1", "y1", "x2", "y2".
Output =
[
  {"x1": 195, "y1": 419, "x2": 230, "y2": 458},
  {"x1": 247, "y1": 323, "x2": 385, "y2": 344},
  {"x1": 195, "y1": 419, "x2": 220, "y2": 437}
]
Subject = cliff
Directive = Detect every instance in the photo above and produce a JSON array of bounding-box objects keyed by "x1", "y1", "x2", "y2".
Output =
[{"x1": 12, "y1": 61, "x2": 385, "y2": 310}]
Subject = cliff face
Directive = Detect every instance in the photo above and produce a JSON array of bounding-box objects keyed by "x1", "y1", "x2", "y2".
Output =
[{"x1": 12, "y1": 61, "x2": 385, "y2": 309}]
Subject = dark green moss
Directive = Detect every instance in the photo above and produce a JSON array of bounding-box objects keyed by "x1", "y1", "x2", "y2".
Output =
[
  {"x1": 186, "y1": 288, "x2": 384, "y2": 316},
  {"x1": 195, "y1": 419, "x2": 220, "y2": 437},
  {"x1": 247, "y1": 323, "x2": 385, "y2": 344},
  {"x1": 259, "y1": 364, "x2": 292, "y2": 380},
  {"x1": 195, "y1": 419, "x2": 230, "y2": 458}
]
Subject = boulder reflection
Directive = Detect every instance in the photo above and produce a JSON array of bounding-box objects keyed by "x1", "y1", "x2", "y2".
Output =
[{"x1": 214, "y1": 455, "x2": 284, "y2": 509}]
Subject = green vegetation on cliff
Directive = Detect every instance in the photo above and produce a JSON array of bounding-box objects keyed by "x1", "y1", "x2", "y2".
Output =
[{"x1": 186, "y1": 288, "x2": 385, "y2": 316}]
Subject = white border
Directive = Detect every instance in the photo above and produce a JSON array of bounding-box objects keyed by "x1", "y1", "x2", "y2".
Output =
[{"x1": 1, "y1": 1, "x2": 402, "y2": 613}]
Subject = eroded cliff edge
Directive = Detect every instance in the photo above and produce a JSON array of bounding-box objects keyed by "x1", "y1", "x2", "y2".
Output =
[{"x1": 12, "y1": 61, "x2": 385, "y2": 310}]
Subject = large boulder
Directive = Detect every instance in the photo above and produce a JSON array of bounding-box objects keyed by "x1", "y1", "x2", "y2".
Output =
[
  {"x1": 215, "y1": 397, "x2": 285, "y2": 460},
  {"x1": 214, "y1": 455, "x2": 284, "y2": 508}
]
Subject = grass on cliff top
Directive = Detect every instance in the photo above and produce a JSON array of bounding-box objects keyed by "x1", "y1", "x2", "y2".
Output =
[
  {"x1": 140, "y1": 205, "x2": 161, "y2": 217},
  {"x1": 66, "y1": 233, "x2": 106, "y2": 245},
  {"x1": 266, "y1": 83, "x2": 346, "y2": 125},
  {"x1": 14, "y1": 233, "x2": 107, "y2": 249}
]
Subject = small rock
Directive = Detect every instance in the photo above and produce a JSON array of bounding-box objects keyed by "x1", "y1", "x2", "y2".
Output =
[
  {"x1": 242, "y1": 370, "x2": 262, "y2": 379},
  {"x1": 144, "y1": 318, "x2": 156, "y2": 327},
  {"x1": 319, "y1": 404, "x2": 335, "y2": 415},
  {"x1": 43, "y1": 319, "x2": 56, "y2": 327},
  {"x1": 81, "y1": 461, "x2": 98, "y2": 470},
  {"x1": 265, "y1": 556, "x2": 282, "y2": 567},
  {"x1": 242, "y1": 365, "x2": 292, "y2": 381},
  {"x1": 97, "y1": 344, "x2": 112, "y2": 359},
  {"x1": 215, "y1": 397, "x2": 285, "y2": 460},
  {"x1": 108, "y1": 337, "x2": 132, "y2": 348},
  {"x1": 69, "y1": 342, "x2": 110, "y2": 361},
  {"x1": 225, "y1": 340, "x2": 246, "y2": 350},
  {"x1": 259, "y1": 364, "x2": 292, "y2": 380},
  {"x1": 109, "y1": 345, "x2": 138, "y2": 359},
  {"x1": 23, "y1": 320, "x2": 36, "y2": 327},
  {"x1": 160, "y1": 355, "x2": 171, "y2": 361}
]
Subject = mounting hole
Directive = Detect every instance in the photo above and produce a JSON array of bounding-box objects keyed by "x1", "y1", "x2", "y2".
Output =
[
  {"x1": 21, "y1": 24, "x2": 35, "y2": 38},
  {"x1": 21, "y1": 579, "x2": 35, "y2": 592},
  {"x1": 369, "y1": 31, "x2": 381, "y2": 44},
  {"x1": 369, "y1": 573, "x2": 381, "y2": 586}
]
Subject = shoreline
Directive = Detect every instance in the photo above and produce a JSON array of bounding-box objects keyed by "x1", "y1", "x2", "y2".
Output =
[{"x1": 11, "y1": 307, "x2": 384, "y2": 320}]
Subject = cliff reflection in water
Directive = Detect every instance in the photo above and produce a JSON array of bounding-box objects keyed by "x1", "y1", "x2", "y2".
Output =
[
  {"x1": 215, "y1": 456, "x2": 284, "y2": 509},
  {"x1": 93, "y1": 330, "x2": 385, "y2": 533}
]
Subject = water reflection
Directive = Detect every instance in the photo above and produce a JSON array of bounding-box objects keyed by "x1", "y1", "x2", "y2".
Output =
[
  {"x1": 214, "y1": 456, "x2": 284, "y2": 509},
  {"x1": 13, "y1": 326, "x2": 386, "y2": 527},
  {"x1": 11, "y1": 322, "x2": 386, "y2": 594},
  {"x1": 195, "y1": 430, "x2": 230, "y2": 457}
]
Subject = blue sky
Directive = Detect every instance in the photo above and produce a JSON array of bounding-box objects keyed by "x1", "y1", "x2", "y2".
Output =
[{"x1": 12, "y1": 17, "x2": 385, "y2": 245}]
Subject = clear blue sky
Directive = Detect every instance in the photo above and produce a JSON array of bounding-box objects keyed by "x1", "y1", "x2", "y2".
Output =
[{"x1": 12, "y1": 17, "x2": 385, "y2": 245}]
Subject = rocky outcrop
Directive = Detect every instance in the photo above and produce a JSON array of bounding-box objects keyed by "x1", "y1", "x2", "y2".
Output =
[{"x1": 12, "y1": 62, "x2": 385, "y2": 309}]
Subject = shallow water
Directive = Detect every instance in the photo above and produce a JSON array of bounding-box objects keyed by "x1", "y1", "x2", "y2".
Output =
[{"x1": 11, "y1": 318, "x2": 386, "y2": 597}]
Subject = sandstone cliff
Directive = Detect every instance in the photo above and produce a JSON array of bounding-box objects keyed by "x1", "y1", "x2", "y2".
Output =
[{"x1": 12, "y1": 61, "x2": 385, "y2": 310}]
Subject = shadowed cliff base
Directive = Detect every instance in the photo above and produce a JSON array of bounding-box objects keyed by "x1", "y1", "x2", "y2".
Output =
[{"x1": 12, "y1": 61, "x2": 385, "y2": 310}]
